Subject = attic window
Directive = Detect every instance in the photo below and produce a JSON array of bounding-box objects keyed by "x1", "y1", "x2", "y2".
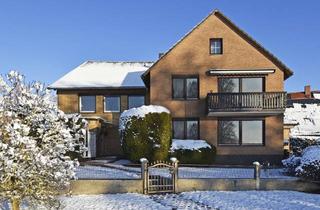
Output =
[{"x1": 210, "y1": 38, "x2": 223, "y2": 54}]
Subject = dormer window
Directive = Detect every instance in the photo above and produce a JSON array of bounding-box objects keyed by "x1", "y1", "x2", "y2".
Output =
[{"x1": 210, "y1": 38, "x2": 223, "y2": 54}]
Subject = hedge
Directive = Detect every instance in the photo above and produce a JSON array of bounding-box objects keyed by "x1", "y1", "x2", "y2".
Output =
[{"x1": 121, "y1": 112, "x2": 171, "y2": 163}]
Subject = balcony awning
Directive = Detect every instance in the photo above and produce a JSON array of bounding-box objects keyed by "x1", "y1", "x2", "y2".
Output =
[{"x1": 207, "y1": 69, "x2": 275, "y2": 76}]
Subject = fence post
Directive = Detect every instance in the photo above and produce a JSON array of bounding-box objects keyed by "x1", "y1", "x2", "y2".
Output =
[
  {"x1": 253, "y1": 161, "x2": 261, "y2": 190},
  {"x1": 140, "y1": 158, "x2": 149, "y2": 194},
  {"x1": 170, "y1": 157, "x2": 179, "y2": 193}
]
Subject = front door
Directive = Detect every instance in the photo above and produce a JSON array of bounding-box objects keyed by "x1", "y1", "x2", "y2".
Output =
[{"x1": 84, "y1": 131, "x2": 97, "y2": 158}]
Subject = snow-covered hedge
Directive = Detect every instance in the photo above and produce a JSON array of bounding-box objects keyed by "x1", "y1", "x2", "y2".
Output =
[
  {"x1": 290, "y1": 137, "x2": 320, "y2": 156},
  {"x1": 119, "y1": 105, "x2": 171, "y2": 162},
  {"x1": 170, "y1": 139, "x2": 212, "y2": 151},
  {"x1": 170, "y1": 139, "x2": 216, "y2": 164},
  {"x1": 119, "y1": 105, "x2": 169, "y2": 131},
  {"x1": 282, "y1": 146, "x2": 320, "y2": 181},
  {"x1": 295, "y1": 146, "x2": 320, "y2": 180}
]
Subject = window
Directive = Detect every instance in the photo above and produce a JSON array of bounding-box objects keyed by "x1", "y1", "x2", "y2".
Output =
[
  {"x1": 242, "y1": 78, "x2": 263, "y2": 92},
  {"x1": 104, "y1": 96, "x2": 120, "y2": 112},
  {"x1": 219, "y1": 77, "x2": 264, "y2": 93},
  {"x1": 79, "y1": 96, "x2": 96, "y2": 112},
  {"x1": 218, "y1": 78, "x2": 239, "y2": 93},
  {"x1": 242, "y1": 121, "x2": 263, "y2": 144},
  {"x1": 128, "y1": 96, "x2": 145, "y2": 109},
  {"x1": 210, "y1": 38, "x2": 223, "y2": 54},
  {"x1": 172, "y1": 119, "x2": 199, "y2": 139},
  {"x1": 218, "y1": 119, "x2": 264, "y2": 145},
  {"x1": 172, "y1": 76, "x2": 199, "y2": 100},
  {"x1": 218, "y1": 120, "x2": 240, "y2": 145}
]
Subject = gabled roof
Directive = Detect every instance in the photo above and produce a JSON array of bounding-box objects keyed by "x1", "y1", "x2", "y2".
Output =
[
  {"x1": 49, "y1": 61, "x2": 154, "y2": 89},
  {"x1": 142, "y1": 9, "x2": 293, "y2": 82}
]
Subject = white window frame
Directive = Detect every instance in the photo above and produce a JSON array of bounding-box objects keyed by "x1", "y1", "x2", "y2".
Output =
[
  {"x1": 104, "y1": 96, "x2": 121, "y2": 113},
  {"x1": 79, "y1": 95, "x2": 96, "y2": 113},
  {"x1": 210, "y1": 38, "x2": 222, "y2": 54}
]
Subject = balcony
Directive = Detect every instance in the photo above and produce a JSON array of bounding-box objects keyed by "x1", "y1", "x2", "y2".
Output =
[{"x1": 207, "y1": 92, "x2": 286, "y2": 116}]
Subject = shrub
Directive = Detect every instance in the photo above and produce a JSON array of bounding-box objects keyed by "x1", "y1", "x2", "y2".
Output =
[
  {"x1": 120, "y1": 106, "x2": 171, "y2": 163},
  {"x1": 295, "y1": 146, "x2": 320, "y2": 181},
  {"x1": 290, "y1": 137, "x2": 320, "y2": 156},
  {"x1": 170, "y1": 140, "x2": 216, "y2": 164},
  {"x1": 282, "y1": 155, "x2": 301, "y2": 175}
]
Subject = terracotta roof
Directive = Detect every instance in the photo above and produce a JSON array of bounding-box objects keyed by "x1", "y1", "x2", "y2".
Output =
[{"x1": 142, "y1": 9, "x2": 293, "y2": 82}]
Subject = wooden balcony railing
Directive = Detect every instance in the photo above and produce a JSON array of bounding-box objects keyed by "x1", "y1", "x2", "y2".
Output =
[{"x1": 207, "y1": 92, "x2": 286, "y2": 113}]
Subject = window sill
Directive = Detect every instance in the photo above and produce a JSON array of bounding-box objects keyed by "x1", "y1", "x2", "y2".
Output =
[
  {"x1": 104, "y1": 111, "x2": 121, "y2": 113},
  {"x1": 80, "y1": 111, "x2": 96, "y2": 113},
  {"x1": 218, "y1": 144, "x2": 264, "y2": 147},
  {"x1": 172, "y1": 98, "x2": 200, "y2": 101}
]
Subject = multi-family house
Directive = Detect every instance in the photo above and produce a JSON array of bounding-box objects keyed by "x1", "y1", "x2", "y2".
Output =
[{"x1": 50, "y1": 10, "x2": 293, "y2": 164}]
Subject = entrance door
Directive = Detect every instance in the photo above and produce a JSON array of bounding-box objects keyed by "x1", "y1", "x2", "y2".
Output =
[{"x1": 84, "y1": 131, "x2": 97, "y2": 158}]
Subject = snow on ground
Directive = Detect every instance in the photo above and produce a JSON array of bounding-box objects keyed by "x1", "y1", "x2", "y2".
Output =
[
  {"x1": 178, "y1": 167, "x2": 294, "y2": 179},
  {"x1": 60, "y1": 194, "x2": 168, "y2": 210},
  {"x1": 76, "y1": 165, "x2": 294, "y2": 179},
  {"x1": 170, "y1": 139, "x2": 211, "y2": 151},
  {"x1": 3, "y1": 191, "x2": 319, "y2": 210},
  {"x1": 285, "y1": 103, "x2": 320, "y2": 137},
  {"x1": 75, "y1": 165, "x2": 140, "y2": 179},
  {"x1": 177, "y1": 191, "x2": 320, "y2": 210}
]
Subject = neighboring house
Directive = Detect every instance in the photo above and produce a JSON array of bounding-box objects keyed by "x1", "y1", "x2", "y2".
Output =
[
  {"x1": 50, "y1": 10, "x2": 293, "y2": 164},
  {"x1": 287, "y1": 85, "x2": 320, "y2": 106},
  {"x1": 284, "y1": 85, "x2": 320, "y2": 151}
]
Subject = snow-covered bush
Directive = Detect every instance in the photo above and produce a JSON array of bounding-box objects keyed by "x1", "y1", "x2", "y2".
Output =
[
  {"x1": 295, "y1": 146, "x2": 320, "y2": 180},
  {"x1": 290, "y1": 137, "x2": 320, "y2": 156},
  {"x1": 282, "y1": 155, "x2": 301, "y2": 175},
  {"x1": 119, "y1": 105, "x2": 171, "y2": 162},
  {"x1": 170, "y1": 139, "x2": 216, "y2": 164},
  {"x1": 0, "y1": 71, "x2": 86, "y2": 209},
  {"x1": 283, "y1": 146, "x2": 320, "y2": 180}
]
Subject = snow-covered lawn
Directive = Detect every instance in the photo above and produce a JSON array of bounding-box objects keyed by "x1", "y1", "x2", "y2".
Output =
[
  {"x1": 2, "y1": 191, "x2": 319, "y2": 209},
  {"x1": 76, "y1": 165, "x2": 294, "y2": 179},
  {"x1": 75, "y1": 165, "x2": 140, "y2": 179},
  {"x1": 60, "y1": 191, "x2": 320, "y2": 210},
  {"x1": 60, "y1": 193, "x2": 167, "y2": 210},
  {"x1": 178, "y1": 167, "x2": 294, "y2": 179}
]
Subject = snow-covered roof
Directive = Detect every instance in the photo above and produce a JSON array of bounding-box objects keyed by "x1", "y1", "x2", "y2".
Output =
[
  {"x1": 49, "y1": 61, "x2": 154, "y2": 89},
  {"x1": 284, "y1": 103, "x2": 320, "y2": 137}
]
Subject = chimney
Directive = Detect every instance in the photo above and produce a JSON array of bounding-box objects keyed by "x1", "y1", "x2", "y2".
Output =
[
  {"x1": 304, "y1": 85, "x2": 311, "y2": 98},
  {"x1": 158, "y1": 53, "x2": 164, "y2": 58}
]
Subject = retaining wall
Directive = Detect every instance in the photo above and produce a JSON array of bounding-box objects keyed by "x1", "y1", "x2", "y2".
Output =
[{"x1": 69, "y1": 178, "x2": 320, "y2": 194}]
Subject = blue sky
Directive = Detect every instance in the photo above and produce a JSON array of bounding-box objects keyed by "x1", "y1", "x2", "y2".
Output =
[{"x1": 0, "y1": 0, "x2": 319, "y2": 92}]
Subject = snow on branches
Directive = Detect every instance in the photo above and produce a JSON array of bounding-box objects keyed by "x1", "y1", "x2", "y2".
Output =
[{"x1": 0, "y1": 71, "x2": 87, "y2": 209}]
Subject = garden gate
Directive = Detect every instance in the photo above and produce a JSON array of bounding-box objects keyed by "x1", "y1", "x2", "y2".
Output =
[{"x1": 140, "y1": 158, "x2": 178, "y2": 194}]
